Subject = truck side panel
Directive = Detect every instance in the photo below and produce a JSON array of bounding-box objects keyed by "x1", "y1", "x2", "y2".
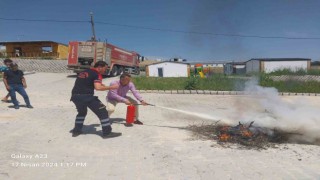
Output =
[{"x1": 108, "y1": 44, "x2": 138, "y2": 67}]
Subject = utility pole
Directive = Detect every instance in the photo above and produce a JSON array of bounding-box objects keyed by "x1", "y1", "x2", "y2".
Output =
[{"x1": 90, "y1": 12, "x2": 96, "y2": 41}]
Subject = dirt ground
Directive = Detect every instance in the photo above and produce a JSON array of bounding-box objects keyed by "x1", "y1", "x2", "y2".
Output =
[{"x1": 0, "y1": 73, "x2": 319, "y2": 179}]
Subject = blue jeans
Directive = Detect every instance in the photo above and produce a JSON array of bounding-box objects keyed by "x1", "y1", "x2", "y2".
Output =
[{"x1": 8, "y1": 84, "x2": 31, "y2": 107}]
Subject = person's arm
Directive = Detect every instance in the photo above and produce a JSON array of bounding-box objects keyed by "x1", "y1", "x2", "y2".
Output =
[
  {"x1": 130, "y1": 83, "x2": 148, "y2": 105},
  {"x1": 3, "y1": 72, "x2": 10, "y2": 91},
  {"x1": 92, "y1": 72, "x2": 118, "y2": 91},
  {"x1": 94, "y1": 83, "x2": 118, "y2": 91},
  {"x1": 22, "y1": 77, "x2": 27, "y2": 88},
  {"x1": 19, "y1": 71, "x2": 27, "y2": 88}
]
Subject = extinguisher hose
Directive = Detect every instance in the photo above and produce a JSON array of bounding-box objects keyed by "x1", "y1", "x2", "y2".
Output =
[{"x1": 133, "y1": 103, "x2": 155, "y2": 106}]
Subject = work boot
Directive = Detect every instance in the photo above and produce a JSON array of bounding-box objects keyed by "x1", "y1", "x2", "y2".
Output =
[
  {"x1": 101, "y1": 132, "x2": 122, "y2": 139},
  {"x1": 27, "y1": 105, "x2": 34, "y2": 109},
  {"x1": 71, "y1": 128, "x2": 82, "y2": 137},
  {"x1": 133, "y1": 119, "x2": 143, "y2": 125},
  {"x1": 102, "y1": 125, "x2": 122, "y2": 138},
  {"x1": 14, "y1": 105, "x2": 19, "y2": 109}
]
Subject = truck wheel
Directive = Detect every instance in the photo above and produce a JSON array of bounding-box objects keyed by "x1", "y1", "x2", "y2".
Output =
[
  {"x1": 110, "y1": 66, "x2": 118, "y2": 77},
  {"x1": 117, "y1": 66, "x2": 124, "y2": 75},
  {"x1": 135, "y1": 67, "x2": 140, "y2": 75}
]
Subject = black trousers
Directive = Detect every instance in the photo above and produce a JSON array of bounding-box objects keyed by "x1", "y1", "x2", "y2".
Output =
[{"x1": 71, "y1": 95, "x2": 111, "y2": 133}]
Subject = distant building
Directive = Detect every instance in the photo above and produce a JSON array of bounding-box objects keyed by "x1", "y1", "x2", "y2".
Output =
[
  {"x1": 224, "y1": 62, "x2": 246, "y2": 75},
  {"x1": 246, "y1": 58, "x2": 311, "y2": 73},
  {"x1": 311, "y1": 61, "x2": 320, "y2": 70},
  {"x1": 169, "y1": 58, "x2": 187, "y2": 62},
  {"x1": 189, "y1": 61, "x2": 229, "y2": 74},
  {"x1": 146, "y1": 61, "x2": 190, "y2": 77},
  {"x1": 0, "y1": 41, "x2": 68, "y2": 59}
]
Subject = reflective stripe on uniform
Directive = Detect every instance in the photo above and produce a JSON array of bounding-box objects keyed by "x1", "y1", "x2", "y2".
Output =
[
  {"x1": 100, "y1": 118, "x2": 110, "y2": 123},
  {"x1": 101, "y1": 123, "x2": 111, "y2": 127},
  {"x1": 76, "y1": 116, "x2": 85, "y2": 120},
  {"x1": 75, "y1": 121, "x2": 84, "y2": 124}
]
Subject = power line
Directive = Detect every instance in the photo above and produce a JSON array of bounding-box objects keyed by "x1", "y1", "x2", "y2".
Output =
[
  {"x1": 0, "y1": 17, "x2": 88, "y2": 23},
  {"x1": 1, "y1": 17, "x2": 320, "y2": 40},
  {"x1": 95, "y1": 21, "x2": 320, "y2": 40}
]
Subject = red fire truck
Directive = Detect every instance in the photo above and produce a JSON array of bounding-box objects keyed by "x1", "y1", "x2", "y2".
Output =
[{"x1": 67, "y1": 41, "x2": 143, "y2": 76}]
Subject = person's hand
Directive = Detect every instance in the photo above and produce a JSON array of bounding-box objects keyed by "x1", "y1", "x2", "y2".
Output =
[
  {"x1": 23, "y1": 84, "x2": 27, "y2": 89},
  {"x1": 140, "y1": 100, "x2": 148, "y2": 106},
  {"x1": 124, "y1": 99, "x2": 132, "y2": 105},
  {"x1": 6, "y1": 86, "x2": 10, "y2": 91},
  {"x1": 108, "y1": 84, "x2": 119, "y2": 90}
]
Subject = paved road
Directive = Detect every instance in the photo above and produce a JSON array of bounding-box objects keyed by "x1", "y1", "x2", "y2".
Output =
[{"x1": 0, "y1": 73, "x2": 319, "y2": 180}]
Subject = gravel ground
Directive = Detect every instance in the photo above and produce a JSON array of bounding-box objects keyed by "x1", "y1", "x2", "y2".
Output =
[{"x1": 0, "y1": 72, "x2": 319, "y2": 180}]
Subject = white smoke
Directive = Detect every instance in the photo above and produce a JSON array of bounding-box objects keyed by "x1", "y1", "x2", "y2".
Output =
[{"x1": 229, "y1": 78, "x2": 320, "y2": 144}]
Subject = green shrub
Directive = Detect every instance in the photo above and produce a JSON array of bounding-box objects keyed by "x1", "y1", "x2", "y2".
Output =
[
  {"x1": 131, "y1": 74, "x2": 320, "y2": 93},
  {"x1": 185, "y1": 77, "x2": 199, "y2": 90}
]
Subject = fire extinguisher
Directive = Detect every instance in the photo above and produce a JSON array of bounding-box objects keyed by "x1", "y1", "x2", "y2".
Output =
[{"x1": 126, "y1": 105, "x2": 135, "y2": 124}]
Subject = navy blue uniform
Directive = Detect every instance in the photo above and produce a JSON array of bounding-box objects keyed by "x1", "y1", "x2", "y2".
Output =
[{"x1": 71, "y1": 68, "x2": 111, "y2": 134}]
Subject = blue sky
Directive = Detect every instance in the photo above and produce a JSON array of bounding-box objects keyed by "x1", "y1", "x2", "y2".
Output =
[{"x1": 1, "y1": 0, "x2": 320, "y2": 61}]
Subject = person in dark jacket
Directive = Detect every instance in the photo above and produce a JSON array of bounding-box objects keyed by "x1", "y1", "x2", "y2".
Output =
[
  {"x1": 3, "y1": 63, "x2": 33, "y2": 109},
  {"x1": 1, "y1": 59, "x2": 13, "y2": 102},
  {"x1": 70, "y1": 61, "x2": 121, "y2": 138}
]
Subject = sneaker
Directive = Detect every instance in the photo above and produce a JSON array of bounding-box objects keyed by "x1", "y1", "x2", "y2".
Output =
[
  {"x1": 71, "y1": 129, "x2": 82, "y2": 137},
  {"x1": 14, "y1": 106, "x2": 19, "y2": 109},
  {"x1": 133, "y1": 120, "x2": 143, "y2": 125},
  {"x1": 101, "y1": 132, "x2": 122, "y2": 139},
  {"x1": 26, "y1": 105, "x2": 34, "y2": 109}
]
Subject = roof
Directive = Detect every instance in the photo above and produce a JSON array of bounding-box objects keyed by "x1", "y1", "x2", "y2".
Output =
[
  {"x1": 0, "y1": 41, "x2": 68, "y2": 46},
  {"x1": 247, "y1": 58, "x2": 311, "y2": 62},
  {"x1": 146, "y1": 61, "x2": 190, "y2": 66},
  {"x1": 226, "y1": 61, "x2": 246, "y2": 65},
  {"x1": 188, "y1": 61, "x2": 231, "y2": 65}
]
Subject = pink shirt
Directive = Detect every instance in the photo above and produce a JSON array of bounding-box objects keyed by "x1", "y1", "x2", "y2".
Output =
[{"x1": 107, "y1": 80, "x2": 143, "y2": 102}]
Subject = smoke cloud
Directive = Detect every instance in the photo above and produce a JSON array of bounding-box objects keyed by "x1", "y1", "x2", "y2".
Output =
[{"x1": 227, "y1": 78, "x2": 320, "y2": 144}]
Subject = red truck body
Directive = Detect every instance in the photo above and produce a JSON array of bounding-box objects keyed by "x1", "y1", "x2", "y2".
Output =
[{"x1": 67, "y1": 41, "x2": 142, "y2": 76}]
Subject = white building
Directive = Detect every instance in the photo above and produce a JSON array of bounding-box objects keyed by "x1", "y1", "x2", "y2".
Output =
[
  {"x1": 246, "y1": 58, "x2": 311, "y2": 74},
  {"x1": 146, "y1": 61, "x2": 190, "y2": 77}
]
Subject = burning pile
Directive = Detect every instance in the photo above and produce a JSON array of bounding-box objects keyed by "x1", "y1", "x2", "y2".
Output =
[{"x1": 188, "y1": 121, "x2": 292, "y2": 149}]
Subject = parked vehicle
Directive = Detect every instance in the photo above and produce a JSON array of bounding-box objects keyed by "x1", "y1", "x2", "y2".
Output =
[{"x1": 67, "y1": 41, "x2": 143, "y2": 76}]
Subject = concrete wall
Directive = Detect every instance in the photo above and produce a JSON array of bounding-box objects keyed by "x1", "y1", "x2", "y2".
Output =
[
  {"x1": 147, "y1": 62, "x2": 189, "y2": 77},
  {"x1": 0, "y1": 58, "x2": 72, "y2": 73}
]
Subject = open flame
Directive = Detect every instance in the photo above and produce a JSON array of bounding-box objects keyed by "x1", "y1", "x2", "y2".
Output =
[
  {"x1": 219, "y1": 133, "x2": 231, "y2": 141},
  {"x1": 218, "y1": 122, "x2": 258, "y2": 142},
  {"x1": 189, "y1": 121, "x2": 308, "y2": 149},
  {"x1": 241, "y1": 130, "x2": 253, "y2": 137}
]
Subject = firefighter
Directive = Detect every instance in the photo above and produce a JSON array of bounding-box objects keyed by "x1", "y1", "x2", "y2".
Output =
[
  {"x1": 106, "y1": 73, "x2": 148, "y2": 125},
  {"x1": 70, "y1": 61, "x2": 121, "y2": 138}
]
